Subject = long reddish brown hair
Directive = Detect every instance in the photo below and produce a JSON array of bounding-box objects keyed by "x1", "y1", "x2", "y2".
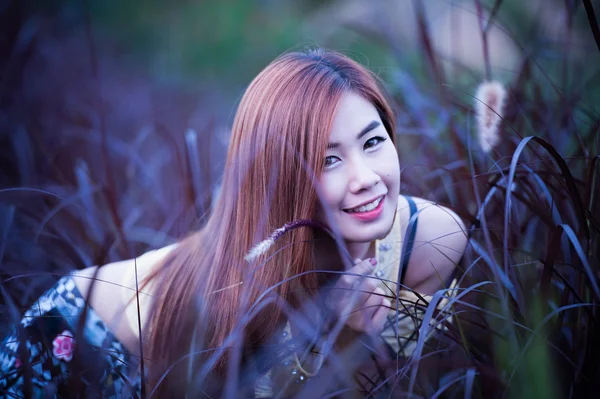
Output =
[{"x1": 145, "y1": 48, "x2": 396, "y2": 396}]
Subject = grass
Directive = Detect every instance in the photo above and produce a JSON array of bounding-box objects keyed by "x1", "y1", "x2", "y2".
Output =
[{"x1": 1, "y1": 0, "x2": 599, "y2": 397}]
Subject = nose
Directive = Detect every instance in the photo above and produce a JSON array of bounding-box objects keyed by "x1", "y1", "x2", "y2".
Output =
[{"x1": 347, "y1": 155, "x2": 381, "y2": 193}]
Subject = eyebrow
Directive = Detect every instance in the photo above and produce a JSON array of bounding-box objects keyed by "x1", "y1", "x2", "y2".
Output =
[{"x1": 327, "y1": 120, "x2": 381, "y2": 149}]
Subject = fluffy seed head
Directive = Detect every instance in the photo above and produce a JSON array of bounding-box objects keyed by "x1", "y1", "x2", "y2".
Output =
[
  {"x1": 245, "y1": 219, "x2": 331, "y2": 262},
  {"x1": 475, "y1": 81, "x2": 507, "y2": 153}
]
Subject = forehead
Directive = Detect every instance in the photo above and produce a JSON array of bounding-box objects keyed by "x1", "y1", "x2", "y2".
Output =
[{"x1": 329, "y1": 92, "x2": 381, "y2": 141}]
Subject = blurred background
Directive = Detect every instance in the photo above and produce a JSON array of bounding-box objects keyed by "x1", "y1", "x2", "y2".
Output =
[{"x1": 1, "y1": 0, "x2": 599, "y2": 397}]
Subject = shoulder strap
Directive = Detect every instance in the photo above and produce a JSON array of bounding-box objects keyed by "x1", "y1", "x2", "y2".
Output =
[{"x1": 400, "y1": 196, "x2": 418, "y2": 285}]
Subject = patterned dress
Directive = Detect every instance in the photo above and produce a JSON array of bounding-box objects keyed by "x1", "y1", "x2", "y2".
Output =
[{"x1": 0, "y1": 277, "x2": 142, "y2": 397}]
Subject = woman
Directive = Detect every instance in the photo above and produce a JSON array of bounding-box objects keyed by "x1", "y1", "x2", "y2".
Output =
[{"x1": 1, "y1": 49, "x2": 467, "y2": 397}]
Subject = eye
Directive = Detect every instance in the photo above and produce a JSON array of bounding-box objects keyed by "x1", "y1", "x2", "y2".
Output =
[
  {"x1": 324, "y1": 155, "x2": 340, "y2": 168},
  {"x1": 364, "y1": 136, "x2": 387, "y2": 149}
]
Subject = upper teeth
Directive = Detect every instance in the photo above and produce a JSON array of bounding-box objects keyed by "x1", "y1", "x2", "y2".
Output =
[{"x1": 347, "y1": 197, "x2": 382, "y2": 213}]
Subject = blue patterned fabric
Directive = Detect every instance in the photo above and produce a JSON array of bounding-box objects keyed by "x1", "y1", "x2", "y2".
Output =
[{"x1": 0, "y1": 276, "x2": 142, "y2": 398}]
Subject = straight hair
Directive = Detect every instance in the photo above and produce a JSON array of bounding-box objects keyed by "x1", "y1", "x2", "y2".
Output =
[{"x1": 144, "y1": 48, "x2": 397, "y2": 396}]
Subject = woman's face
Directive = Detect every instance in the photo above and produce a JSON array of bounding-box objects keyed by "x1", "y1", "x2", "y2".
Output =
[{"x1": 315, "y1": 92, "x2": 400, "y2": 244}]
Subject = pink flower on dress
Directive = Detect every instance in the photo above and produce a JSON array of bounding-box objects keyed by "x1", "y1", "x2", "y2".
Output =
[
  {"x1": 14, "y1": 357, "x2": 21, "y2": 368},
  {"x1": 52, "y1": 330, "x2": 75, "y2": 362}
]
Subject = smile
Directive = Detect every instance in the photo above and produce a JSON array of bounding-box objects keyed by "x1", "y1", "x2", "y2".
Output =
[
  {"x1": 344, "y1": 196, "x2": 383, "y2": 213},
  {"x1": 343, "y1": 195, "x2": 385, "y2": 221}
]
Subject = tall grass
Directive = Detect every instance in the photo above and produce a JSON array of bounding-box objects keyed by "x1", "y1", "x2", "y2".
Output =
[{"x1": 1, "y1": 0, "x2": 599, "y2": 397}]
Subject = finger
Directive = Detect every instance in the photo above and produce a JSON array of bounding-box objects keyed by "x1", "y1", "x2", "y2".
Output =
[
  {"x1": 337, "y1": 258, "x2": 376, "y2": 289},
  {"x1": 331, "y1": 258, "x2": 378, "y2": 313},
  {"x1": 362, "y1": 286, "x2": 385, "y2": 309},
  {"x1": 348, "y1": 258, "x2": 378, "y2": 277},
  {"x1": 368, "y1": 298, "x2": 391, "y2": 335},
  {"x1": 339, "y1": 287, "x2": 389, "y2": 333},
  {"x1": 347, "y1": 272, "x2": 383, "y2": 312},
  {"x1": 354, "y1": 279, "x2": 378, "y2": 301},
  {"x1": 360, "y1": 287, "x2": 387, "y2": 321},
  {"x1": 355, "y1": 272, "x2": 384, "y2": 295},
  {"x1": 350, "y1": 291, "x2": 384, "y2": 333},
  {"x1": 364, "y1": 293, "x2": 390, "y2": 331}
]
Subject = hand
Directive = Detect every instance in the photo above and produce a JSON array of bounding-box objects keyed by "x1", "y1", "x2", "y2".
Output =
[{"x1": 326, "y1": 258, "x2": 392, "y2": 335}]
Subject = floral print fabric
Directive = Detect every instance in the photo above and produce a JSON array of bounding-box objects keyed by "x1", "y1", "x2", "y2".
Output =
[
  {"x1": 51, "y1": 330, "x2": 75, "y2": 363},
  {"x1": 0, "y1": 276, "x2": 141, "y2": 398}
]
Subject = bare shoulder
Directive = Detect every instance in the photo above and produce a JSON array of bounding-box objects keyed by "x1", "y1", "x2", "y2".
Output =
[
  {"x1": 71, "y1": 259, "x2": 136, "y2": 303},
  {"x1": 397, "y1": 195, "x2": 467, "y2": 294},
  {"x1": 71, "y1": 244, "x2": 177, "y2": 298},
  {"x1": 70, "y1": 244, "x2": 177, "y2": 353}
]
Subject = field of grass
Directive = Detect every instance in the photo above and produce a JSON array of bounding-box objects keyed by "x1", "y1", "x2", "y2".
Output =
[{"x1": 1, "y1": 0, "x2": 599, "y2": 397}]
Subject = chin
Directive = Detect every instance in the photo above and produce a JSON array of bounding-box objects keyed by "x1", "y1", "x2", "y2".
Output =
[
  {"x1": 341, "y1": 212, "x2": 396, "y2": 243},
  {"x1": 344, "y1": 227, "x2": 388, "y2": 243}
]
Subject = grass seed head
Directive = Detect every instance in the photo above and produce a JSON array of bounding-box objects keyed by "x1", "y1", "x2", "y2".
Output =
[{"x1": 475, "y1": 80, "x2": 507, "y2": 153}]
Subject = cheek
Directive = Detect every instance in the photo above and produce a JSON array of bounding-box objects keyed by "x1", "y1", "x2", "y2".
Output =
[
  {"x1": 316, "y1": 175, "x2": 345, "y2": 209},
  {"x1": 380, "y1": 146, "x2": 401, "y2": 181}
]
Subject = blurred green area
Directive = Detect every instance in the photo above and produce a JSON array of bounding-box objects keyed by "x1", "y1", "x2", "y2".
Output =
[
  {"x1": 41, "y1": 0, "x2": 595, "y2": 104},
  {"x1": 80, "y1": 0, "x2": 340, "y2": 85}
]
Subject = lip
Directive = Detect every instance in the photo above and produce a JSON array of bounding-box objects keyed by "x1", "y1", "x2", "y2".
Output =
[
  {"x1": 344, "y1": 195, "x2": 386, "y2": 211},
  {"x1": 344, "y1": 195, "x2": 385, "y2": 222}
]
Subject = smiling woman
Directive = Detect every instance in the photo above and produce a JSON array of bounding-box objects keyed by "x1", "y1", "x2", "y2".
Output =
[
  {"x1": 316, "y1": 92, "x2": 401, "y2": 251},
  {"x1": 1, "y1": 48, "x2": 467, "y2": 398}
]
